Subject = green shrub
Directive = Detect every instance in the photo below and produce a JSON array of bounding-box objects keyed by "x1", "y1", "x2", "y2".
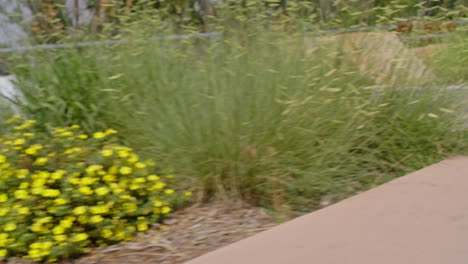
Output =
[{"x1": 0, "y1": 115, "x2": 188, "y2": 262}]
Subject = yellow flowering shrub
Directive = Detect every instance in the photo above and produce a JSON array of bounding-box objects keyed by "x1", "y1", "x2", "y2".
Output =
[{"x1": 0, "y1": 115, "x2": 187, "y2": 262}]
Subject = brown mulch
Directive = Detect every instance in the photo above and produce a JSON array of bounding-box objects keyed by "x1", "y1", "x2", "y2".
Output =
[{"x1": 30, "y1": 202, "x2": 274, "y2": 264}]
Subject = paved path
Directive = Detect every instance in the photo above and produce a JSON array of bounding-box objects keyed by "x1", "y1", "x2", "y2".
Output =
[{"x1": 185, "y1": 156, "x2": 468, "y2": 264}]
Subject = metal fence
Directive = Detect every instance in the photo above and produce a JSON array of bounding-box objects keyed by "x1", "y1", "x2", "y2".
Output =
[{"x1": 0, "y1": 20, "x2": 466, "y2": 54}]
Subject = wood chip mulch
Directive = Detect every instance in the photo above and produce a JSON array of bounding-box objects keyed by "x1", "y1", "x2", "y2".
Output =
[{"x1": 50, "y1": 202, "x2": 276, "y2": 264}]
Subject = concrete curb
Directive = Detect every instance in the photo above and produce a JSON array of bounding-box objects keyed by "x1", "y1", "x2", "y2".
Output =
[{"x1": 185, "y1": 156, "x2": 468, "y2": 264}]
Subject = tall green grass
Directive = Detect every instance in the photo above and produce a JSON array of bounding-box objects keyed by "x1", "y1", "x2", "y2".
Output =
[
  {"x1": 426, "y1": 33, "x2": 468, "y2": 84},
  {"x1": 10, "y1": 20, "x2": 467, "y2": 214}
]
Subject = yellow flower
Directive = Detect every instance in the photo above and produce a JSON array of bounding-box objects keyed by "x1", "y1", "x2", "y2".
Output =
[
  {"x1": 31, "y1": 179, "x2": 46, "y2": 188},
  {"x1": 54, "y1": 198, "x2": 69, "y2": 205},
  {"x1": 104, "y1": 128, "x2": 118, "y2": 135},
  {"x1": 16, "y1": 169, "x2": 29, "y2": 178},
  {"x1": 78, "y1": 186, "x2": 93, "y2": 195},
  {"x1": 80, "y1": 177, "x2": 96, "y2": 185},
  {"x1": 103, "y1": 174, "x2": 116, "y2": 182},
  {"x1": 119, "y1": 194, "x2": 132, "y2": 200},
  {"x1": 64, "y1": 147, "x2": 80, "y2": 154},
  {"x1": 14, "y1": 190, "x2": 29, "y2": 199},
  {"x1": 77, "y1": 134, "x2": 88, "y2": 139},
  {"x1": 54, "y1": 235, "x2": 67, "y2": 242},
  {"x1": 33, "y1": 157, "x2": 48, "y2": 166},
  {"x1": 31, "y1": 187, "x2": 43, "y2": 195},
  {"x1": 123, "y1": 202, "x2": 137, "y2": 212},
  {"x1": 13, "y1": 138, "x2": 25, "y2": 145},
  {"x1": 39, "y1": 241, "x2": 53, "y2": 249},
  {"x1": 28, "y1": 249, "x2": 43, "y2": 260},
  {"x1": 153, "y1": 201, "x2": 163, "y2": 207},
  {"x1": 24, "y1": 144, "x2": 43, "y2": 156},
  {"x1": 112, "y1": 187, "x2": 124, "y2": 194},
  {"x1": 119, "y1": 166, "x2": 132, "y2": 175},
  {"x1": 5, "y1": 114, "x2": 21, "y2": 124},
  {"x1": 96, "y1": 187, "x2": 110, "y2": 196},
  {"x1": 65, "y1": 215, "x2": 77, "y2": 221},
  {"x1": 23, "y1": 132, "x2": 34, "y2": 138},
  {"x1": 29, "y1": 242, "x2": 42, "y2": 249},
  {"x1": 51, "y1": 170, "x2": 66, "y2": 180},
  {"x1": 54, "y1": 127, "x2": 65, "y2": 133},
  {"x1": 108, "y1": 166, "x2": 118, "y2": 175},
  {"x1": 0, "y1": 233, "x2": 8, "y2": 245},
  {"x1": 0, "y1": 155, "x2": 6, "y2": 163},
  {"x1": 135, "y1": 162, "x2": 146, "y2": 169},
  {"x1": 85, "y1": 165, "x2": 103, "y2": 175},
  {"x1": 115, "y1": 231, "x2": 126, "y2": 240},
  {"x1": 14, "y1": 120, "x2": 35, "y2": 130},
  {"x1": 100, "y1": 149, "x2": 113, "y2": 157},
  {"x1": 59, "y1": 131, "x2": 73, "y2": 137},
  {"x1": 41, "y1": 189, "x2": 61, "y2": 197},
  {"x1": 73, "y1": 206, "x2": 87, "y2": 215},
  {"x1": 147, "y1": 175, "x2": 160, "y2": 181},
  {"x1": 37, "y1": 217, "x2": 52, "y2": 223},
  {"x1": 72, "y1": 233, "x2": 89, "y2": 242},
  {"x1": 161, "y1": 206, "x2": 171, "y2": 214},
  {"x1": 18, "y1": 207, "x2": 30, "y2": 215},
  {"x1": 154, "y1": 182, "x2": 166, "y2": 190},
  {"x1": 102, "y1": 229, "x2": 113, "y2": 238},
  {"x1": 0, "y1": 208, "x2": 8, "y2": 216},
  {"x1": 59, "y1": 219, "x2": 74, "y2": 228},
  {"x1": 90, "y1": 205, "x2": 109, "y2": 214},
  {"x1": 0, "y1": 249, "x2": 7, "y2": 258},
  {"x1": 53, "y1": 226, "x2": 65, "y2": 235},
  {"x1": 129, "y1": 184, "x2": 140, "y2": 190},
  {"x1": 4, "y1": 223, "x2": 16, "y2": 232},
  {"x1": 93, "y1": 132, "x2": 106, "y2": 139},
  {"x1": 127, "y1": 154, "x2": 139, "y2": 163},
  {"x1": 137, "y1": 222, "x2": 149, "y2": 231},
  {"x1": 164, "y1": 189, "x2": 175, "y2": 195},
  {"x1": 37, "y1": 171, "x2": 50, "y2": 179},
  {"x1": 185, "y1": 191, "x2": 192, "y2": 196},
  {"x1": 90, "y1": 215, "x2": 104, "y2": 224},
  {"x1": 69, "y1": 178, "x2": 80, "y2": 185},
  {"x1": 114, "y1": 146, "x2": 132, "y2": 151},
  {"x1": 70, "y1": 125, "x2": 80, "y2": 130},
  {"x1": 0, "y1": 194, "x2": 7, "y2": 203},
  {"x1": 118, "y1": 150, "x2": 129, "y2": 158},
  {"x1": 135, "y1": 177, "x2": 146, "y2": 183}
]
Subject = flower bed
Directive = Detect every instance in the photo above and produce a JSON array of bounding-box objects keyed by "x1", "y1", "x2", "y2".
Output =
[{"x1": 0, "y1": 115, "x2": 187, "y2": 262}]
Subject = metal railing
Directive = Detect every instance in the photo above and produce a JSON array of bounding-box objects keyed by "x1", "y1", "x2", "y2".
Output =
[{"x1": 0, "y1": 32, "x2": 221, "y2": 53}]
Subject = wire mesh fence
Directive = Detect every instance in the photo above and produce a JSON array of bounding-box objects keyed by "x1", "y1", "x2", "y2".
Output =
[{"x1": 0, "y1": 20, "x2": 466, "y2": 54}]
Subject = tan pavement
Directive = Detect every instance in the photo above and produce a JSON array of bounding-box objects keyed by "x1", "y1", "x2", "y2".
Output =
[{"x1": 185, "y1": 156, "x2": 468, "y2": 264}]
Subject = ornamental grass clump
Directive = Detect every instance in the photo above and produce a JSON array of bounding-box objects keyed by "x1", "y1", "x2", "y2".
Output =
[{"x1": 0, "y1": 115, "x2": 185, "y2": 262}]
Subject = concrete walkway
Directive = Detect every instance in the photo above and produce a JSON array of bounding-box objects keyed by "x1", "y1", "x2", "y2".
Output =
[{"x1": 185, "y1": 156, "x2": 468, "y2": 264}]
